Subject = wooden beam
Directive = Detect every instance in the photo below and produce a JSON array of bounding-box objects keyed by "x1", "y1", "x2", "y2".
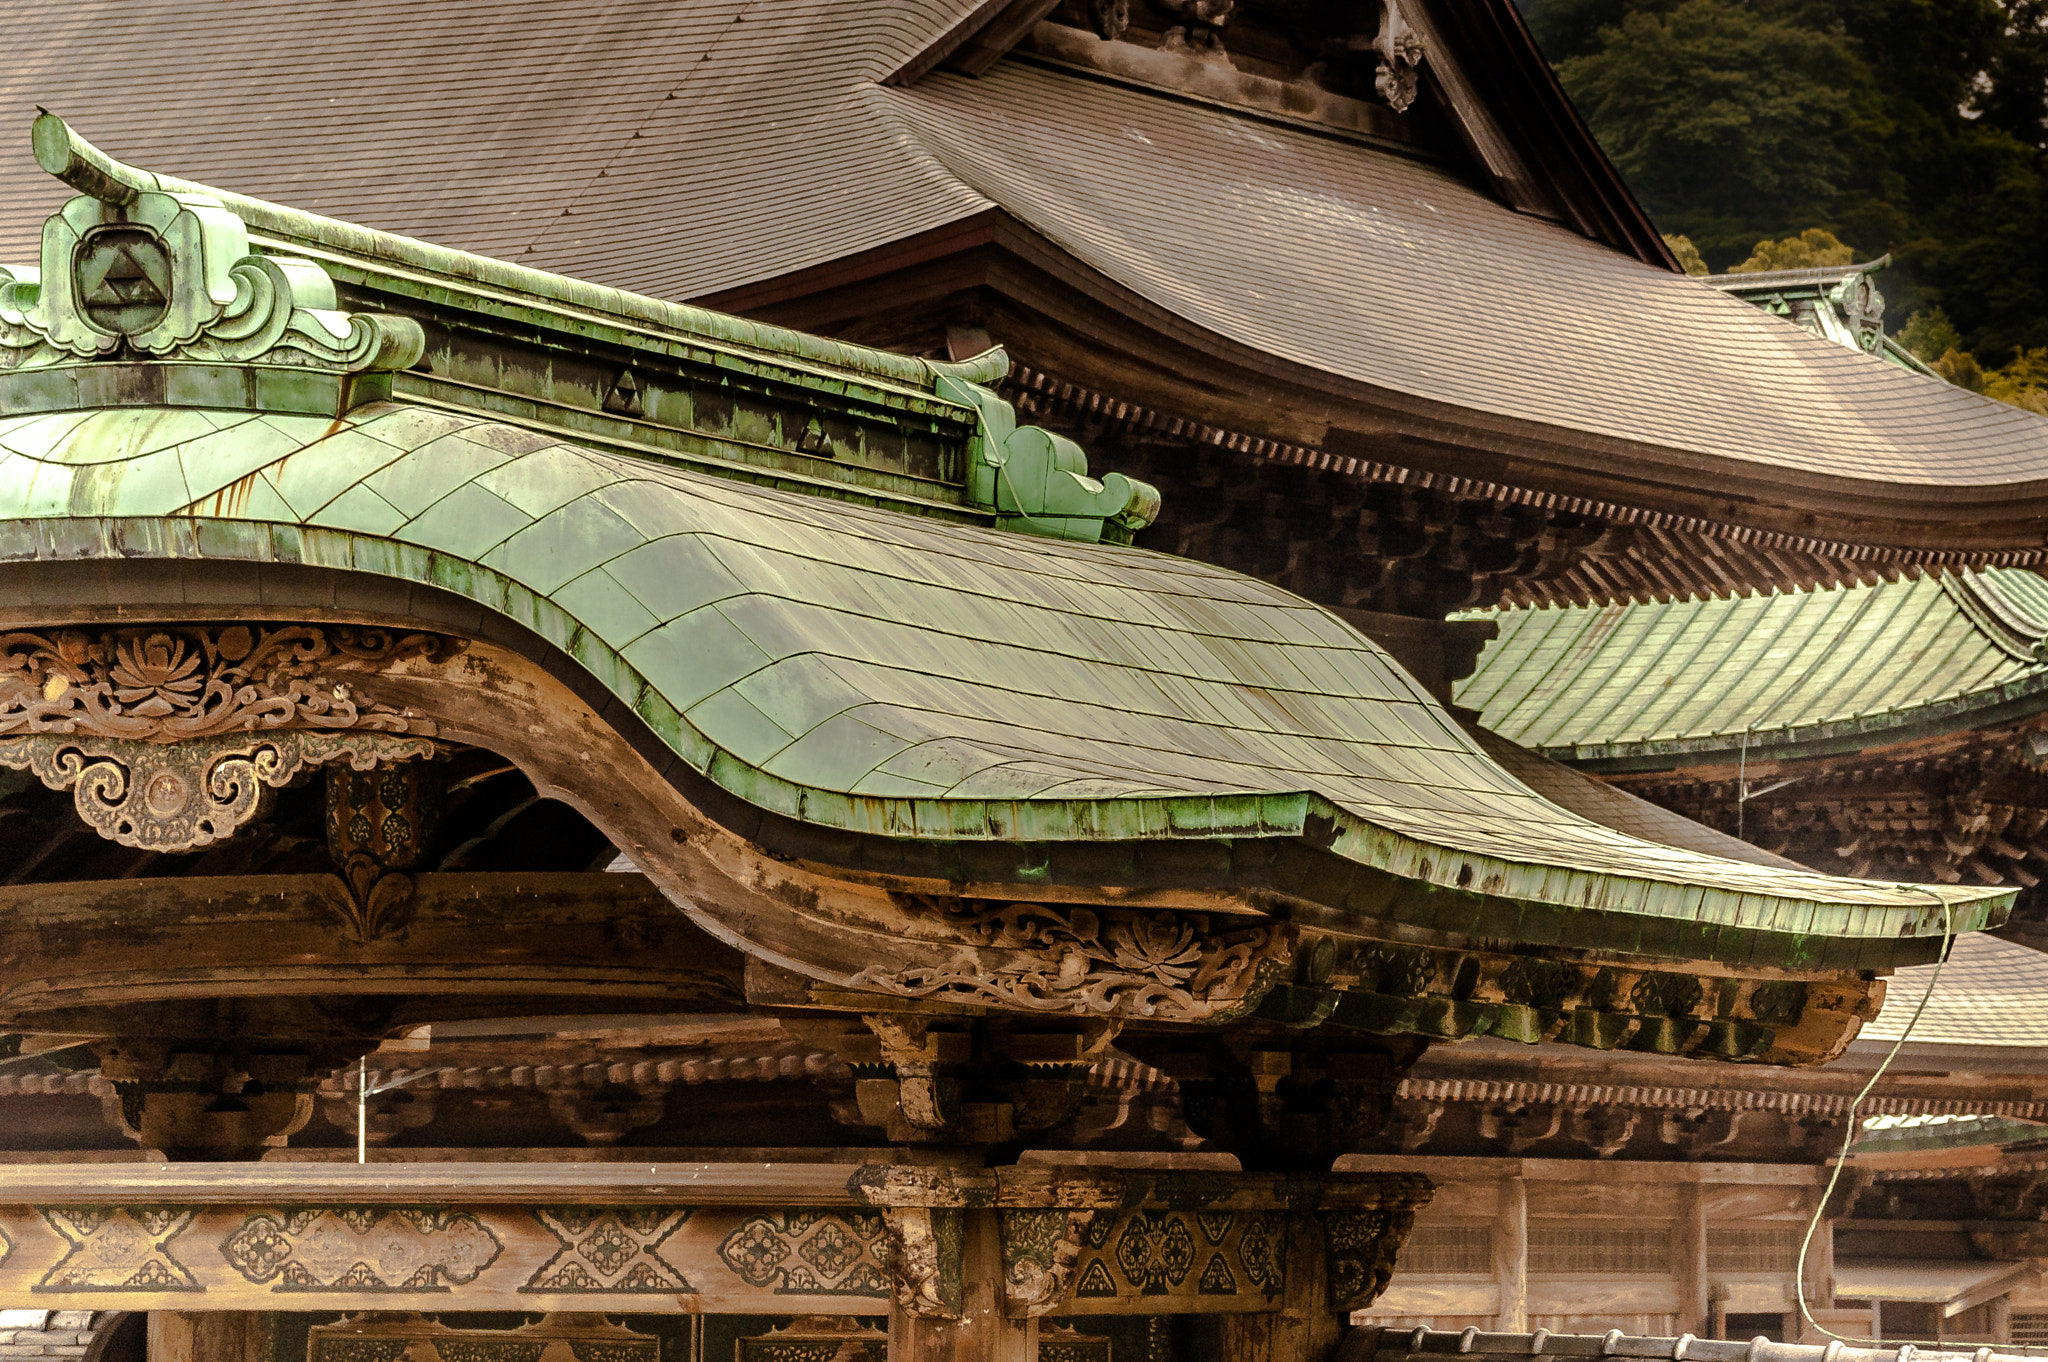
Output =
[
  {"x1": 0, "y1": 1163, "x2": 1424, "y2": 1320},
  {"x1": 883, "y1": 0, "x2": 1062, "y2": 86}
]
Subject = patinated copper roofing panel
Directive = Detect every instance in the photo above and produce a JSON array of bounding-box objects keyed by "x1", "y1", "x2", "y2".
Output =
[
  {"x1": 0, "y1": 402, "x2": 2006, "y2": 952},
  {"x1": 1458, "y1": 569, "x2": 2048, "y2": 760}
]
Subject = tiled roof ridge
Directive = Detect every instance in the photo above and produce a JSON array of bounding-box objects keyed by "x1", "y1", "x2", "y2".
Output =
[{"x1": 31, "y1": 113, "x2": 1009, "y2": 400}]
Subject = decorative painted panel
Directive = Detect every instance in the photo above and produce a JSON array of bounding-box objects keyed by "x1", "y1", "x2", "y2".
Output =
[
  {"x1": 0, "y1": 1204, "x2": 893, "y2": 1313},
  {"x1": 1058, "y1": 1207, "x2": 1285, "y2": 1315}
]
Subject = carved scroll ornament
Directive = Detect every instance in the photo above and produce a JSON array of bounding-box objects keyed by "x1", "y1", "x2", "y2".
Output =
[
  {"x1": 1374, "y1": 0, "x2": 1425, "y2": 112},
  {"x1": 0, "y1": 729, "x2": 439, "y2": 852},
  {"x1": 1, "y1": 156, "x2": 423, "y2": 375},
  {"x1": 850, "y1": 902, "x2": 1288, "y2": 1022},
  {"x1": 0, "y1": 624, "x2": 449, "y2": 852},
  {"x1": 0, "y1": 624, "x2": 445, "y2": 741}
]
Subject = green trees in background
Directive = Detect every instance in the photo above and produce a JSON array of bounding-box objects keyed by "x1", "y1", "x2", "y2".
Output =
[{"x1": 1529, "y1": 0, "x2": 2048, "y2": 364}]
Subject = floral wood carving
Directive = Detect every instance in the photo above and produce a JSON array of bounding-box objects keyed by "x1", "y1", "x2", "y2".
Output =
[
  {"x1": 850, "y1": 903, "x2": 1289, "y2": 1021},
  {"x1": 1000, "y1": 1207, "x2": 1097, "y2": 1316},
  {"x1": 0, "y1": 625, "x2": 446, "y2": 742},
  {"x1": 0, "y1": 730, "x2": 438, "y2": 852},
  {"x1": 1373, "y1": 0, "x2": 1425, "y2": 111}
]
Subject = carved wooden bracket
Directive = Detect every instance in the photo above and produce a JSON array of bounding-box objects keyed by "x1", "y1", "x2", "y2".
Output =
[
  {"x1": 326, "y1": 759, "x2": 443, "y2": 941},
  {"x1": 0, "y1": 729, "x2": 438, "y2": 852},
  {"x1": 1000, "y1": 1207, "x2": 1098, "y2": 1317},
  {"x1": 0, "y1": 623, "x2": 448, "y2": 854}
]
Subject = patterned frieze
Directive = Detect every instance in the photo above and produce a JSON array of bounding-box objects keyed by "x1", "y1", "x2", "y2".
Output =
[
  {"x1": 0, "y1": 1200, "x2": 896, "y2": 1313},
  {"x1": 0, "y1": 1161, "x2": 1428, "y2": 1319},
  {"x1": 308, "y1": 1313, "x2": 660, "y2": 1362}
]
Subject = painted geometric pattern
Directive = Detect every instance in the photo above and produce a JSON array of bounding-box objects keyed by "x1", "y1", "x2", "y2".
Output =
[
  {"x1": 1070, "y1": 1209, "x2": 1286, "y2": 1303},
  {"x1": 524, "y1": 1207, "x2": 693, "y2": 1292},
  {"x1": 716, "y1": 1211, "x2": 890, "y2": 1297},
  {"x1": 0, "y1": 402, "x2": 1974, "y2": 941},
  {"x1": 37, "y1": 1206, "x2": 194, "y2": 1291},
  {"x1": 219, "y1": 1207, "x2": 502, "y2": 1291}
]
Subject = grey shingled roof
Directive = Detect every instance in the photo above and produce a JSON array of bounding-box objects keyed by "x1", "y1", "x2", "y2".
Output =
[
  {"x1": 2, "y1": 1, "x2": 2046, "y2": 506},
  {"x1": 1861, "y1": 932, "x2": 2048, "y2": 1046},
  {"x1": 1454, "y1": 569, "x2": 2048, "y2": 760},
  {"x1": 0, "y1": 1312, "x2": 104, "y2": 1361}
]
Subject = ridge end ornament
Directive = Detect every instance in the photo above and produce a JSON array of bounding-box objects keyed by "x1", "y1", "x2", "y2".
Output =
[
  {"x1": 1, "y1": 114, "x2": 423, "y2": 376},
  {"x1": 1373, "y1": 0, "x2": 1426, "y2": 112}
]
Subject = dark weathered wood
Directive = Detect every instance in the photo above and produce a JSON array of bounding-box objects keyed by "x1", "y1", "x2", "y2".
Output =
[
  {"x1": 144, "y1": 1313, "x2": 265, "y2": 1362},
  {"x1": 0, "y1": 871, "x2": 746, "y2": 1034},
  {"x1": 1217, "y1": 1214, "x2": 1347, "y2": 1361},
  {"x1": 889, "y1": 1210, "x2": 1036, "y2": 1362}
]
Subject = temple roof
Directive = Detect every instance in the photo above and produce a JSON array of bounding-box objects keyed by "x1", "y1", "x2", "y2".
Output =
[
  {"x1": 0, "y1": 399, "x2": 2002, "y2": 957},
  {"x1": 6, "y1": 1, "x2": 2048, "y2": 576},
  {"x1": 1859, "y1": 932, "x2": 2048, "y2": 1046},
  {"x1": 1455, "y1": 569, "x2": 2048, "y2": 766}
]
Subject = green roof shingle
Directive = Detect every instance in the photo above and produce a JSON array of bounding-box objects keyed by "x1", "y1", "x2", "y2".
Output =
[
  {"x1": 0, "y1": 402, "x2": 2009, "y2": 961},
  {"x1": 1456, "y1": 569, "x2": 2048, "y2": 764}
]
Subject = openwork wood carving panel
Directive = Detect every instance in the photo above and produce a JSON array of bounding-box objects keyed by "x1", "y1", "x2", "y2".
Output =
[
  {"x1": 0, "y1": 624, "x2": 449, "y2": 852},
  {"x1": 0, "y1": 625, "x2": 445, "y2": 740},
  {"x1": 852, "y1": 901, "x2": 1289, "y2": 1022}
]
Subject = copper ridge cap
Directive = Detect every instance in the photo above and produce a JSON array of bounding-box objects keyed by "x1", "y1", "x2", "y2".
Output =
[{"x1": 27, "y1": 111, "x2": 1011, "y2": 396}]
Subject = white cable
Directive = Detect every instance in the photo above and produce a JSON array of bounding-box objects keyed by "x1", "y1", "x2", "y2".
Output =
[{"x1": 1794, "y1": 890, "x2": 2043, "y2": 1354}]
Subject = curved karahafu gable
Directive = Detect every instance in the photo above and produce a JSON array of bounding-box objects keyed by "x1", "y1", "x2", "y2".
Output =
[{"x1": 0, "y1": 118, "x2": 2007, "y2": 1075}]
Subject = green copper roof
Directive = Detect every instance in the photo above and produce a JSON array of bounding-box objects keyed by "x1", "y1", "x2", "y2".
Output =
[
  {"x1": 1456, "y1": 569, "x2": 2048, "y2": 766},
  {"x1": 0, "y1": 402, "x2": 2008, "y2": 955}
]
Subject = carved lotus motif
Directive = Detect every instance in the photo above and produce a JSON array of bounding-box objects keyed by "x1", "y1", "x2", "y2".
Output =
[
  {"x1": 1103, "y1": 914, "x2": 1203, "y2": 983},
  {"x1": 109, "y1": 632, "x2": 204, "y2": 715}
]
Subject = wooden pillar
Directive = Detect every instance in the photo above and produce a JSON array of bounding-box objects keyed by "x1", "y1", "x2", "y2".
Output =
[
  {"x1": 1678, "y1": 1182, "x2": 1708, "y2": 1337},
  {"x1": 1494, "y1": 1173, "x2": 1528, "y2": 1332},
  {"x1": 147, "y1": 1313, "x2": 269, "y2": 1362},
  {"x1": 1217, "y1": 1212, "x2": 1346, "y2": 1362},
  {"x1": 1801, "y1": 1183, "x2": 1834, "y2": 1314},
  {"x1": 888, "y1": 1209, "x2": 1036, "y2": 1362},
  {"x1": 1991, "y1": 1294, "x2": 2013, "y2": 1344}
]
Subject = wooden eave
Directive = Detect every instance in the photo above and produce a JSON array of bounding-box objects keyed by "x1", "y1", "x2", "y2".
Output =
[{"x1": 700, "y1": 213, "x2": 2048, "y2": 568}]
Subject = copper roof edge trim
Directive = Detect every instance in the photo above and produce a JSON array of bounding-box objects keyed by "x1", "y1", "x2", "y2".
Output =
[{"x1": 28, "y1": 113, "x2": 1009, "y2": 400}]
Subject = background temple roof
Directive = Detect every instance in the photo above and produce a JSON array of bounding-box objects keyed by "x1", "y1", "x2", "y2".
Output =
[
  {"x1": 1454, "y1": 569, "x2": 2048, "y2": 761},
  {"x1": 1860, "y1": 932, "x2": 2048, "y2": 1047},
  {"x1": 6, "y1": 0, "x2": 2048, "y2": 536}
]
